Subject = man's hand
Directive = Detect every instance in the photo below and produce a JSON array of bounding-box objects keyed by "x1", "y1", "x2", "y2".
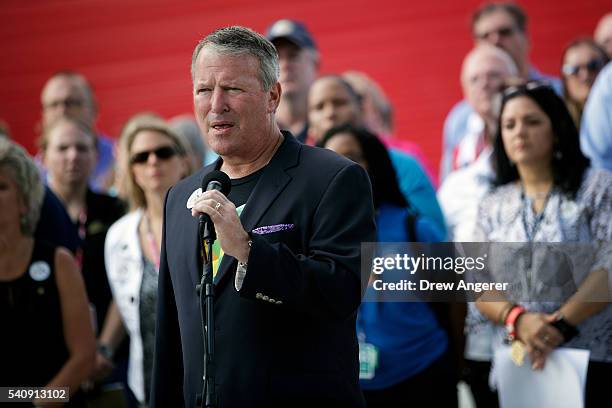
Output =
[{"x1": 191, "y1": 189, "x2": 251, "y2": 263}]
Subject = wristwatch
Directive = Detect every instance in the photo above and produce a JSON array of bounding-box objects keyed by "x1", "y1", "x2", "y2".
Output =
[
  {"x1": 97, "y1": 343, "x2": 114, "y2": 361},
  {"x1": 551, "y1": 315, "x2": 579, "y2": 343}
]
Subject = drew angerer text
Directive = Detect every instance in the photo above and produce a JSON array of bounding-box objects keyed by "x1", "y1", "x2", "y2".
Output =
[{"x1": 371, "y1": 279, "x2": 508, "y2": 293}]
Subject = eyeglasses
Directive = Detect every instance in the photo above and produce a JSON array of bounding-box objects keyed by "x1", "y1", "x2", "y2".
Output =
[
  {"x1": 130, "y1": 146, "x2": 177, "y2": 164},
  {"x1": 43, "y1": 97, "x2": 84, "y2": 110},
  {"x1": 475, "y1": 26, "x2": 516, "y2": 41},
  {"x1": 502, "y1": 80, "x2": 554, "y2": 98},
  {"x1": 562, "y1": 59, "x2": 605, "y2": 77}
]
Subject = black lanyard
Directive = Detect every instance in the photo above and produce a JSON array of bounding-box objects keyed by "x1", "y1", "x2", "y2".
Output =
[{"x1": 521, "y1": 189, "x2": 553, "y2": 242}]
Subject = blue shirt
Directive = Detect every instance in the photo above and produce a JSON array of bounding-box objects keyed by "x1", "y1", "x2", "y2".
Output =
[
  {"x1": 358, "y1": 204, "x2": 447, "y2": 390},
  {"x1": 580, "y1": 62, "x2": 612, "y2": 171},
  {"x1": 389, "y1": 149, "x2": 447, "y2": 236}
]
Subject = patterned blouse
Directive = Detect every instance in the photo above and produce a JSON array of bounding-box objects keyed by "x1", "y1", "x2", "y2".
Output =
[{"x1": 467, "y1": 168, "x2": 612, "y2": 362}]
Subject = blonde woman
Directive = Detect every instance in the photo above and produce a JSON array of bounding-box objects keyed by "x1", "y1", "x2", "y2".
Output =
[
  {"x1": 105, "y1": 114, "x2": 191, "y2": 405},
  {"x1": 0, "y1": 138, "x2": 95, "y2": 406}
]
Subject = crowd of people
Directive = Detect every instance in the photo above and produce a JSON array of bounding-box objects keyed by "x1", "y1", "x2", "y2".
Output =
[{"x1": 1, "y1": 2, "x2": 611, "y2": 407}]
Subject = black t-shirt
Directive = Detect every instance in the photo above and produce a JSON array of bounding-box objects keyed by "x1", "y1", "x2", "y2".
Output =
[
  {"x1": 227, "y1": 166, "x2": 265, "y2": 208},
  {"x1": 0, "y1": 241, "x2": 67, "y2": 388}
]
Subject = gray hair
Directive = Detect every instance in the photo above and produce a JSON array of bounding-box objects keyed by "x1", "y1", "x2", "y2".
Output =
[
  {"x1": 461, "y1": 44, "x2": 519, "y2": 82},
  {"x1": 191, "y1": 26, "x2": 280, "y2": 91},
  {"x1": 0, "y1": 138, "x2": 45, "y2": 236}
]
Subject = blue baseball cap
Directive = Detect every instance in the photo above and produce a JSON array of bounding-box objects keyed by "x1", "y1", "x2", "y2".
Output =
[{"x1": 266, "y1": 19, "x2": 317, "y2": 50}]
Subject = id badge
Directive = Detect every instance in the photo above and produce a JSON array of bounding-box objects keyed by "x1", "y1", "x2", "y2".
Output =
[{"x1": 358, "y1": 341, "x2": 379, "y2": 380}]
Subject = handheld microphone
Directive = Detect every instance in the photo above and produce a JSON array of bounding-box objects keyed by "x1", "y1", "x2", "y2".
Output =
[{"x1": 199, "y1": 170, "x2": 231, "y2": 242}]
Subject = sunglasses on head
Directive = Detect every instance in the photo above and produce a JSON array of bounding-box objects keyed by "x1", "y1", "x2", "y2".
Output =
[
  {"x1": 502, "y1": 80, "x2": 554, "y2": 98},
  {"x1": 562, "y1": 59, "x2": 605, "y2": 77},
  {"x1": 130, "y1": 145, "x2": 177, "y2": 164}
]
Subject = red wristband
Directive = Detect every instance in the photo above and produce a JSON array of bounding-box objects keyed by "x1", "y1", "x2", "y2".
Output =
[{"x1": 505, "y1": 305, "x2": 526, "y2": 340}]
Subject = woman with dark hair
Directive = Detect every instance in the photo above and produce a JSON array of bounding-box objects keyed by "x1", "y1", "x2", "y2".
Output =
[
  {"x1": 319, "y1": 125, "x2": 457, "y2": 407},
  {"x1": 561, "y1": 38, "x2": 609, "y2": 129},
  {"x1": 475, "y1": 82, "x2": 612, "y2": 407}
]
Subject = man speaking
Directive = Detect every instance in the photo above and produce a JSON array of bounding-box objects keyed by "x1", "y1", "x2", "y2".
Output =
[{"x1": 150, "y1": 26, "x2": 375, "y2": 407}]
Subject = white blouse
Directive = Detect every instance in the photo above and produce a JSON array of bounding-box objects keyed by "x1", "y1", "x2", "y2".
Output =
[{"x1": 467, "y1": 168, "x2": 612, "y2": 362}]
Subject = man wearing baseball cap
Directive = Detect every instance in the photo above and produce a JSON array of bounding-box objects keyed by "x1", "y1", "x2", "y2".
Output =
[{"x1": 266, "y1": 19, "x2": 319, "y2": 143}]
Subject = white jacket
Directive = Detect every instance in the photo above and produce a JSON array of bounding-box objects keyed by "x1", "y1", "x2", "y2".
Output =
[{"x1": 104, "y1": 209, "x2": 147, "y2": 403}]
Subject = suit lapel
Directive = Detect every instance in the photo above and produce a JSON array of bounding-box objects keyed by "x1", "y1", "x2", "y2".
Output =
[{"x1": 214, "y1": 134, "x2": 301, "y2": 286}]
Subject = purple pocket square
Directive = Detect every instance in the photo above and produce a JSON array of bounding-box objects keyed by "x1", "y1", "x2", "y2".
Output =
[{"x1": 252, "y1": 224, "x2": 295, "y2": 235}]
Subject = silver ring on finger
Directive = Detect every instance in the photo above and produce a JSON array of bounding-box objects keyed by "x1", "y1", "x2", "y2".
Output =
[{"x1": 215, "y1": 201, "x2": 221, "y2": 211}]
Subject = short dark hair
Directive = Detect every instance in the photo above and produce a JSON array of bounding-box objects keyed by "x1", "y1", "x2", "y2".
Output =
[
  {"x1": 471, "y1": 3, "x2": 528, "y2": 33},
  {"x1": 493, "y1": 84, "x2": 590, "y2": 197},
  {"x1": 318, "y1": 124, "x2": 407, "y2": 209}
]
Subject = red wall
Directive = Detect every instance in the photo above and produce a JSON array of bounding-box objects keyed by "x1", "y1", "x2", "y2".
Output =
[{"x1": 1, "y1": 0, "x2": 609, "y2": 174}]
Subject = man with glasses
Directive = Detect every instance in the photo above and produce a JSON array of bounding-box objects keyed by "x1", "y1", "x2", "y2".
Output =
[
  {"x1": 440, "y1": 2, "x2": 561, "y2": 181},
  {"x1": 438, "y1": 44, "x2": 518, "y2": 242},
  {"x1": 40, "y1": 71, "x2": 115, "y2": 193}
]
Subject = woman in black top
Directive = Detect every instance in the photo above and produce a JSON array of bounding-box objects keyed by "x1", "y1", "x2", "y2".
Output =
[{"x1": 0, "y1": 138, "x2": 95, "y2": 406}]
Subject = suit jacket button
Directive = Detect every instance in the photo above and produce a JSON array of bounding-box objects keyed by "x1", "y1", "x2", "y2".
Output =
[
  {"x1": 256, "y1": 293, "x2": 263, "y2": 299},
  {"x1": 262, "y1": 295, "x2": 269, "y2": 301},
  {"x1": 268, "y1": 298, "x2": 275, "y2": 303},
  {"x1": 276, "y1": 300, "x2": 283, "y2": 305}
]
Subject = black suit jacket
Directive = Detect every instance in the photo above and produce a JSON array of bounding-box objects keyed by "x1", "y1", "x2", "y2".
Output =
[{"x1": 151, "y1": 135, "x2": 375, "y2": 408}]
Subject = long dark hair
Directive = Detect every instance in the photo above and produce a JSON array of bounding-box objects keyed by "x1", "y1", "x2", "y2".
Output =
[
  {"x1": 493, "y1": 82, "x2": 590, "y2": 197},
  {"x1": 318, "y1": 124, "x2": 407, "y2": 210}
]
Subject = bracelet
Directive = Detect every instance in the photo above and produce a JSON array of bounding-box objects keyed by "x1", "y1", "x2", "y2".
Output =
[
  {"x1": 498, "y1": 302, "x2": 516, "y2": 325},
  {"x1": 504, "y1": 305, "x2": 526, "y2": 341},
  {"x1": 551, "y1": 315, "x2": 579, "y2": 343},
  {"x1": 240, "y1": 239, "x2": 253, "y2": 267}
]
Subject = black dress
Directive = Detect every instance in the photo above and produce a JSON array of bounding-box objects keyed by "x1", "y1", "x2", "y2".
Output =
[{"x1": 0, "y1": 240, "x2": 85, "y2": 406}]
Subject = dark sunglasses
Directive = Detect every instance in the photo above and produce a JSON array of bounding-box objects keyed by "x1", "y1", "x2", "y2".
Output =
[
  {"x1": 502, "y1": 80, "x2": 554, "y2": 98},
  {"x1": 562, "y1": 59, "x2": 605, "y2": 77},
  {"x1": 130, "y1": 145, "x2": 177, "y2": 164}
]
